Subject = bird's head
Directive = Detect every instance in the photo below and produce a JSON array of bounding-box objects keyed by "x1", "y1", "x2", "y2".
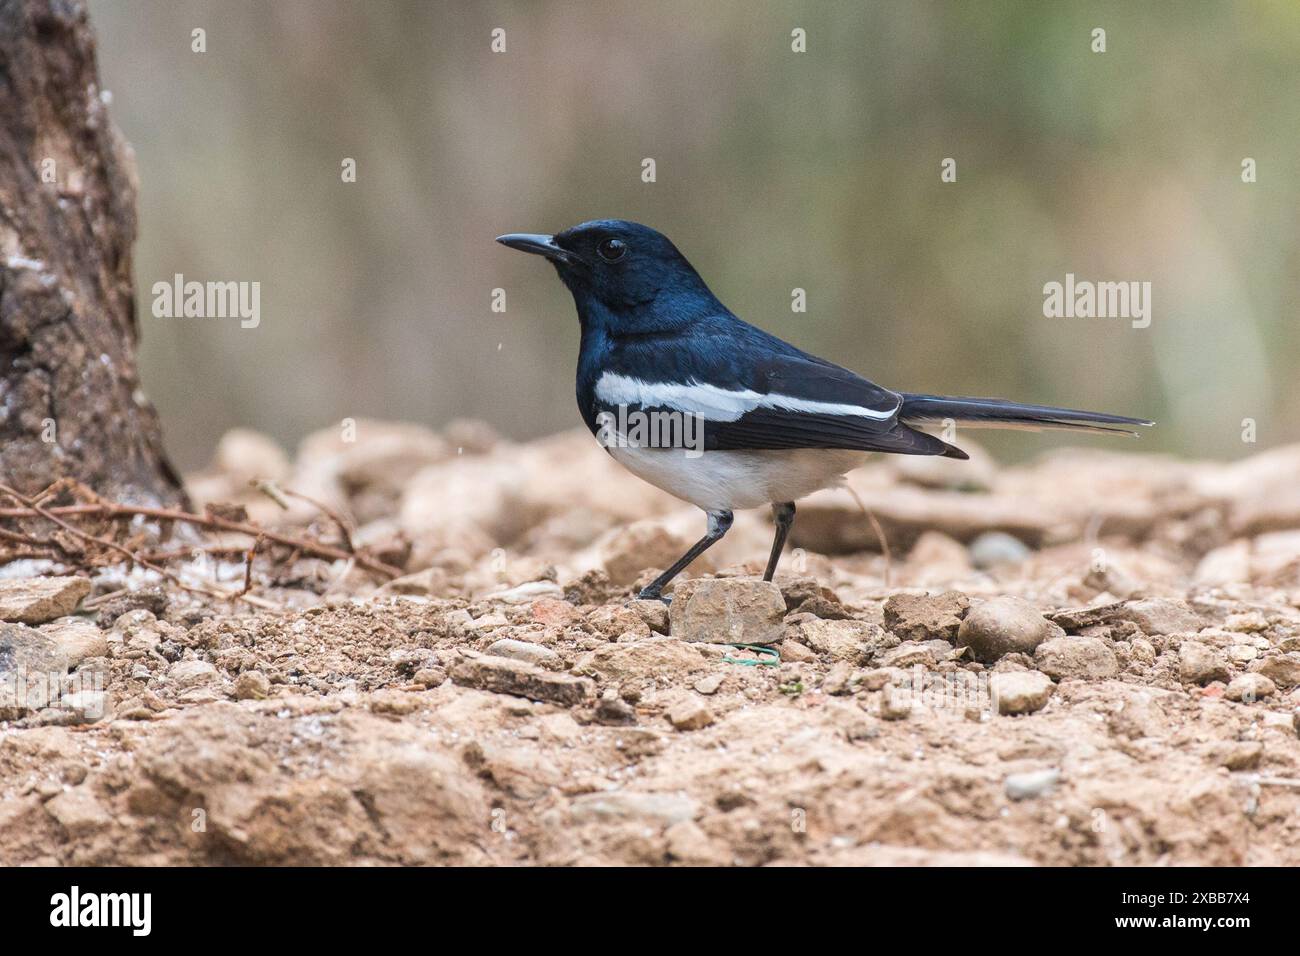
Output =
[{"x1": 496, "y1": 219, "x2": 717, "y2": 330}]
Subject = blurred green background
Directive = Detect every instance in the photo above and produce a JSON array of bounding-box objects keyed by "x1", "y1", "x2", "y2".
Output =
[{"x1": 88, "y1": 0, "x2": 1300, "y2": 471}]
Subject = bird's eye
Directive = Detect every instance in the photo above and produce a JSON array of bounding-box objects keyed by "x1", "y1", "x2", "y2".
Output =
[{"x1": 597, "y1": 238, "x2": 627, "y2": 262}]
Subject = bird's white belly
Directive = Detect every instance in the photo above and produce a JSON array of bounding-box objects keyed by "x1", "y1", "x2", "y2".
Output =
[{"x1": 606, "y1": 445, "x2": 868, "y2": 511}]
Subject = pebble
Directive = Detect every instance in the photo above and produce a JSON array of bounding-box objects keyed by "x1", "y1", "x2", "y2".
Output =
[
  {"x1": 989, "y1": 670, "x2": 1054, "y2": 715},
  {"x1": 668, "y1": 578, "x2": 786, "y2": 645},
  {"x1": 0, "y1": 577, "x2": 91, "y2": 625},
  {"x1": 969, "y1": 532, "x2": 1032, "y2": 569},
  {"x1": 1178, "y1": 641, "x2": 1230, "y2": 685},
  {"x1": 59, "y1": 690, "x2": 109, "y2": 723},
  {"x1": 167, "y1": 659, "x2": 218, "y2": 689},
  {"x1": 668, "y1": 698, "x2": 715, "y2": 731},
  {"x1": 1034, "y1": 636, "x2": 1119, "y2": 681},
  {"x1": 0, "y1": 618, "x2": 107, "y2": 674},
  {"x1": 779, "y1": 639, "x2": 817, "y2": 663},
  {"x1": 883, "y1": 590, "x2": 970, "y2": 642},
  {"x1": 957, "y1": 597, "x2": 1064, "y2": 663},
  {"x1": 594, "y1": 695, "x2": 636, "y2": 725},
  {"x1": 692, "y1": 674, "x2": 723, "y2": 695},
  {"x1": 483, "y1": 581, "x2": 565, "y2": 605},
  {"x1": 821, "y1": 661, "x2": 855, "y2": 696},
  {"x1": 485, "y1": 638, "x2": 560, "y2": 668},
  {"x1": 879, "y1": 686, "x2": 913, "y2": 720},
  {"x1": 789, "y1": 618, "x2": 881, "y2": 663},
  {"x1": 569, "y1": 791, "x2": 698, "y2": 826},
  {"x1": 1005, "y1": 768, "x2": 1060, "y2": 800},
  {"x1": 232, "y1": 670, "x2": 271, "y2": 700},
  {"x1": 1225, "y1": 672, "x2": 1276, "y2": 703},
  {"x1": 44, "y1": 787, "x2": 112, "y2": 836},
  {"x1": 1252, "y1": 653, "x2": 1300, "y2": 689},
  {"x1": 451, "y1": 653, "x2": 592, "y2": 706},
  {"x1": 625, "y1": 599, "x2": 670, "y2": 634}
]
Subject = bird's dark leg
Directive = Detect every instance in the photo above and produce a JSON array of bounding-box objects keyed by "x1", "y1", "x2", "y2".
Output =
[
  {"x1": 763, "y1": 501, "x2": 796, "y2": 582},
  {"x1": 637, "y1": 509, "x2": 734, "y2": 602}
]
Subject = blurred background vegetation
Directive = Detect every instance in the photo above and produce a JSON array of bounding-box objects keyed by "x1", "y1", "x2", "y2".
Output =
[{"x1": 89, "y1": 0, "x2": 1300, "y2": 472}]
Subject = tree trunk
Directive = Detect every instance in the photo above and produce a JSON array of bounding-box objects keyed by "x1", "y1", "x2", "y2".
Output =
[{"x1": 0, "y1": 0, "x2": 183, "y2": 504}]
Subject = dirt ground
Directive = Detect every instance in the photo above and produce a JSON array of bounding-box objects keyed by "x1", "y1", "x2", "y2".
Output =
[{"x1": 2, "y1": 420, "x2": 1300, "y2": 866}]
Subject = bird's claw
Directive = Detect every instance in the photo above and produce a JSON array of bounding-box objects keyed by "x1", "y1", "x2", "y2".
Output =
[{"x1": 633, "y1": 589, "x2": 671, "y2": 606}]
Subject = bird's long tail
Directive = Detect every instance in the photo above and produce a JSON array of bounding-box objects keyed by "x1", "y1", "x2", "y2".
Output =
[{"x1": 898, "y1": 393, "x2": 1154, "y2": 438}]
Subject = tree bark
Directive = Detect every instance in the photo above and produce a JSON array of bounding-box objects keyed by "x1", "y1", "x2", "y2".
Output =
[{"x1": 0, "y1": 0, "x2": 183, "y2": 504}]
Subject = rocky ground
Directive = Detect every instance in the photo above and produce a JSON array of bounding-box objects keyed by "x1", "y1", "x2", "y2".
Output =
[{"x1": 2, "y1": 420, "x2": 1300, "y2": 866}]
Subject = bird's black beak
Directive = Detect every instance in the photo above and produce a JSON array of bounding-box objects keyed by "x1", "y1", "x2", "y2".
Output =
[{"x1": 495, "y1": 232, "x2": 580, "y2": 267}]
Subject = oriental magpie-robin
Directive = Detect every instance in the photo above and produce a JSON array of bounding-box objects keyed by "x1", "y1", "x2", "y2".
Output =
[{"x1": 498, "y1": 220, "x2": 1152, "y2": 601}]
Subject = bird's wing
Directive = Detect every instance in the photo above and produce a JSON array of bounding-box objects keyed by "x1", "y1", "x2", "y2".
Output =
[
  {"x1": 593, "y1": 347, "x2": 962, "y2": 458},
  {"x1": 706, "y1": 352, "x2": 957, "y2": 455}
]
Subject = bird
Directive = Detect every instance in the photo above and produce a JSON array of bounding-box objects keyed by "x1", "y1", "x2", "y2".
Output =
[{"x1": 497, "y1": 220, "x2": 1153, "y2": 602}]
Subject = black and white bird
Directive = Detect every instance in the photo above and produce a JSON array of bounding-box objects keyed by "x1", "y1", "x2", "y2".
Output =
[{"x1": 498, "y1": 220, "x2": 1152, "y2": 601}]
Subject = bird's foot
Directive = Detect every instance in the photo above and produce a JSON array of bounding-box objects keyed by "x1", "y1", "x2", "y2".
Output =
[{"x1": 633, "y1": 588, "x2": 671, "y2": 606}]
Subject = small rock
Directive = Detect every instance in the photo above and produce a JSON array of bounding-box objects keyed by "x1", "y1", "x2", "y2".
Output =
[
  {"x1": 484, "y1": 581, "x2": 564, "y2": 605},
  {"x1": 859, "y1": 668, "x2": 902, "y2": 691},
  {"x1": 585, "y1": 604, "x2": 651, "y2": 640},
  {"x1": 667, "y1": 698, "x2": 715, "y2": 731},
  {"x1": 625, "y1": 598, "x2": 670, "y2": 634},
  {"x1": 1206, "y1": 741, "x2": 1263, "y2": 771},
  {"x1": 1226, "y1": 672, "x2": 1276, "y2": 702},
  {"x1": 1230, "y1": 644, "x2": 1259, "y2": 664},
  {"x1": 594, "y1": 695, "x2": 636, "y2": 725},
  {"x1": 668, "y1": 578, "x2": 786, "y2": 645},
  {"x1": 451, "y1": 653, "x2": 593, "y2": 705},
  {"x1": 957, "y1": 597, "x2": 1063, "y2": 663},
  {"x1": 883, "y1": 590, "x2": 971, "y2": 643},
  {"x1": 529, "y1": 598, "x2": 581, "y2": 627},
  {"x1": 380, "y1": 567, "x2": 452, "y2": 596},
  {"x1": 1115, "y1": 598, "x2": 1205, "y2": 636},
  {"x1": 575, "y1": 636, "x2": 706, "y2": 681},
  {"x1": 1178, "y1": 642, "x2": 1230, "y2": 685},
  {"x1": 485, "y1": 638, "x2": 560, "y2": 668},
  {"x1": 59, "y1": 690, "x2": 110, "y2": 723},
  {"x1": 990, "y1": 670, "x2": 1054, "y2": 715},
  {"x1": 167, "y1": 659, "x2": 218, "y2": 689},
  {"x1": 0, "y1": 619, "x2": 106, "y2": 675},
  {"x1": 0, "y1": 577, "x2": 91, "y2": 625},
  {"x1": 570, "y1": 791, "x2": 698, "y2": 826},
  {"x1": 790, "y1": 618, "x2": 882, "y2": 663},
  {"x1": 1225, "y1": 611, "x2": 1269, "y2": 633},
  {"x1": 879, "y1": 686, "x2": 913, "y2": 720},
  {"x1": 1004, "y1": 768, "x2": 1060, "y2": 800},
  {"x1": 879, "y1": 642, "x2": 936, "y2": 668},
  {"x1": 369, "y1": 690, "x2": 419, "y2": 715},
  {"x1": 44, "y1": 787, "x2": 112, "y2": 836},
  {"x1": 94, "y1": 587, "x2": 168, "y2": 627},
  {"x1": 412, "y1": 666, "x2": 446, "y2": 687},
  {"x1": 821, "y1": 661, "x2": 856, "y2": 696},
  {"x1": 1035, "y1": 636, "x2": 1119, "y2": 681},
  {"x1": 232, "y1": 670, "x2": 271, "y2": 700},
  {"x1": 692, "y1": 674, "x2": 723, "y2": 695},
  {"x1": 779, "y1": 578, "x2": 850, "y2": 619},
  {"x1": 1251, "y1": 653, "x2": 1300, "y2": 689},
  {"x1": 778, "y1": 638, "x2": 817, "y2": 663},
  {"x1": 969, "y1": 532, "x2": 1032, "y2": 569}
]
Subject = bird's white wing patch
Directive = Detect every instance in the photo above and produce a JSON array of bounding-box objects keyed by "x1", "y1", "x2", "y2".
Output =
[{"x1": 594, "y1": 372, "x2": 897, "y2": 422}]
